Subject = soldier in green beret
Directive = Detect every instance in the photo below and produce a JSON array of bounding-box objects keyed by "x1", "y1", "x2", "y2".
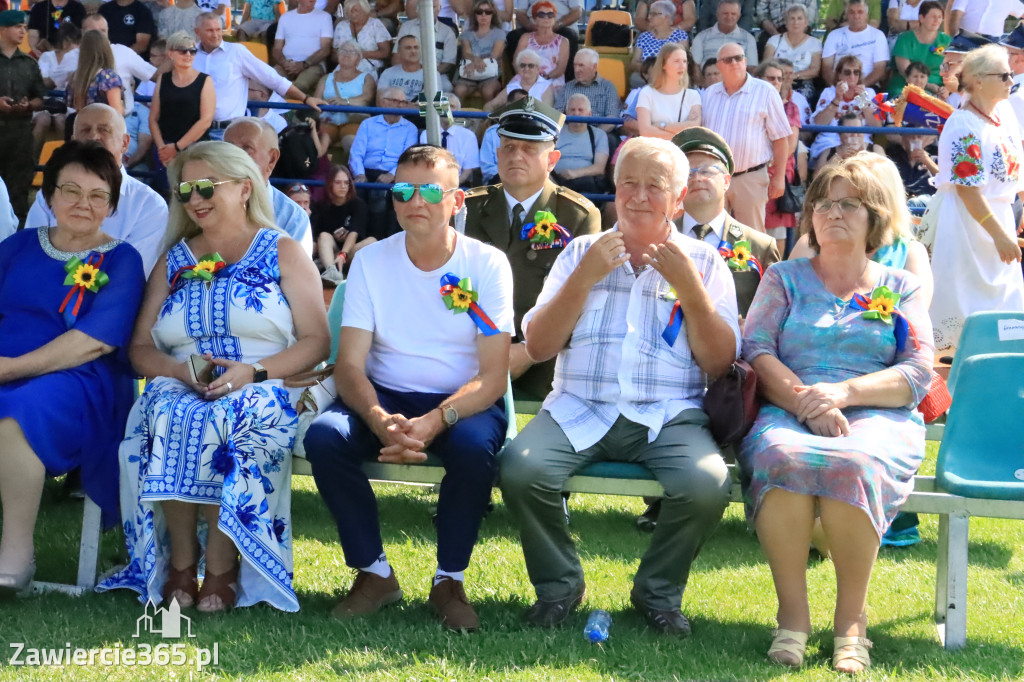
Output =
[
  {"x1": 0, "y1": 10, "x2": 46, "y2": 227},
  {"x1": 463, "y1": 96, "x2": 602, "y2": 401}
]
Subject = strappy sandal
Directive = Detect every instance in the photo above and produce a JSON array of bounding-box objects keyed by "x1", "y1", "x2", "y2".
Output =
[
  {"x1": 767, "y1": 628, "x2": 808, "y2": 668},
  {"x1": 197, "y1": 565, "x2": 239, "y2": 613},
  {"x1": 833, "y1": 635, "x2": 872, "y2": 674},
  {"x1": 162, "y1": 564, "x2": 199, "y2": 608}
]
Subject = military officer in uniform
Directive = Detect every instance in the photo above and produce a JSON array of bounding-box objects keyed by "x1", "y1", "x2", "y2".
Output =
[
  {"x1": 635, "y1": 127, "x2": 780, "y2": 533},
  {"x1": 463, "y1": 97, "x2": 602, "y2": 400},
  {"x1": 0, "y1": 10, "x2": 45, "y2": 227},
  {"x1": 674, "y1": 127, "x2": 780, "y2": 318}
]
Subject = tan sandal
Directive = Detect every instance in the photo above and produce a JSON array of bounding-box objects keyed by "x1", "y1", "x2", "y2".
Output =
[
  {"x1": 833, "y1": 635, "x2": 872, "y2": 674},
  {"x1": 767, "y1": 628, "x2": 808, "y2": 667}
]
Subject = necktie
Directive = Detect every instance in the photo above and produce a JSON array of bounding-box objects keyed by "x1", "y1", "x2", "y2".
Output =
[
  {"x1": 441, "y1": 130, "x2": 449, "y2": 149},
  {"x1": 694, "y1": 224, "x2": 712, "y2": 241},
  {"x1": 511, "y1": 203, "x2": 524, "y2": 236}
]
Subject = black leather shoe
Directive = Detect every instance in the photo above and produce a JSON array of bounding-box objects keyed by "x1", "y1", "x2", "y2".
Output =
[
  {"x1": 631, "y1": 592, "x2": 692, "y2": 637},
  {"x1": 525, "y1": 585, "x2": 585, "y2": 628}
]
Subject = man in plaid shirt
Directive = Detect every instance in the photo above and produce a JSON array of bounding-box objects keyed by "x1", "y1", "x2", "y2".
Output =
[{"x1": 501, "y1": 136, "x2": 739, "y2": 636}]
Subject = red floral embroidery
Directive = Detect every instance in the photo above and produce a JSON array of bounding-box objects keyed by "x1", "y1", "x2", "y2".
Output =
[
  {"x1": 954, "y1": 160, "x2": 980, "y2": 179},
  {"x1": 966, "y1": 144, "x2": 982, "y2": 159}
]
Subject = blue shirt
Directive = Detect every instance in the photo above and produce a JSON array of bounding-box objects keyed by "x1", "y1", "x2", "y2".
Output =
[
  {"x1": 480, "y1": 125, "x2": 499, "y2": 182},
  {"x1": 348, "y1": 115, "x2": 419, "y2": 177},
  {"x1": 268, "y1": 182, "x2": 313, "y2": 257}
]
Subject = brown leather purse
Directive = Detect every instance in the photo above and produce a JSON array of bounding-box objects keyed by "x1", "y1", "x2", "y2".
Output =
[{"x1": 703, "y1": 359, "x2": 761, "y2": 446}]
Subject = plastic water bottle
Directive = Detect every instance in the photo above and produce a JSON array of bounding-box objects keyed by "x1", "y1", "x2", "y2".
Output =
[{"x1": 583, "y1": 609, "x2": 612, "y2": 643}]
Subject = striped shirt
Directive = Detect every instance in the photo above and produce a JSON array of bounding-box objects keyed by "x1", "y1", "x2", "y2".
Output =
[
  {"x1": 701, "y1": 76, "x2": 792, "y2": 174},
  {"x1": 522, "y1": 227, "x2": 741, "y2": 451}
]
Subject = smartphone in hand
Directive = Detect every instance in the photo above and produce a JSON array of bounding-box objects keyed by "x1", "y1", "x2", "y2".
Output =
[{"x1": 188, "y1": 354, "x2": 215, "y2": 385}]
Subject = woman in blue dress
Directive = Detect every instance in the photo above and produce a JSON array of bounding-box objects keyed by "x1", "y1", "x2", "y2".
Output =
[
  {"x1": 97, "y1": 141, "x2": 329, "y2": 612},
  {"x1": 740, "y1": 157, "x2": 934, "y2": 673},
  {"x1": 0, "y1": 141, "x2": 144, "y2": 593}
]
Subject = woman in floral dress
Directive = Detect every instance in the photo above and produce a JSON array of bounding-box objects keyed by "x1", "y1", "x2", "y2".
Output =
[
  {"x1": 97, "y1": 141, "x2": 329, "y2": 612},
  {"x1": 929, "y1": 45, "x2": 1024, "y2": 350}
]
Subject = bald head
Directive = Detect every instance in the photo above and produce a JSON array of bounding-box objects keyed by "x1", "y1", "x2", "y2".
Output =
[
  {"x1": 224, "y1": 117, "x2": 280, "y2": 182},
  {"x1": 73, "y1": 104, "x2": 129, "y2": 167}
]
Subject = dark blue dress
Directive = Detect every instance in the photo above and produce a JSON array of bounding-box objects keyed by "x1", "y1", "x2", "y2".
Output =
[{"x1": 0, "y1": 228, "x2": 145, "y2": 526}]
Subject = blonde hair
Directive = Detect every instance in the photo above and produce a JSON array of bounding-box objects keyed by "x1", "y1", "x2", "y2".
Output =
[
  {"x1": 844, "y1": 152, "x2": 912, "y2": 240},
  {"x1": 614, "y1": 136, "x2": 690, "y2": 197},
  {"x1": 72, "y1": 31, "x2": 118, "y2": 110},
  {"x1": 800, "y1": 153, "x2": 900, "y2": 253},
  {"x1": 164, "y1": 141, "x2": 278, "y2": 248},
  {"x1": 166, "y1": 30, "x2": 197, "y2": 52},
  {"x1": 961, "y1": 44, "x2": 1010, "y2": 93},
  {"x1": 652, "y1": 42, "x2": 689, "y2": 91}
]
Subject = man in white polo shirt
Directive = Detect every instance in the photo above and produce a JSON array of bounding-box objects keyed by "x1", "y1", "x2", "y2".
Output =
[
  {"x1": 193, "y1": 12, "x2": 325, "y2": 139},
  {"x1": 821, "y1": 0, "x2": 889, "y2": 88},
  {"x1": 272, "y1": 0, "x2": 333, "y2": 95}
]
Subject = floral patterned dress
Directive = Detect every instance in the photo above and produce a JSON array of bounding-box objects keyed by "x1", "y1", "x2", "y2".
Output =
[
  {"x1": 97, "y1": 229, "x2": 302, "y2": 611},
  {"x1": 930, "y1": 105, "x2": 1024, "y2": 348},
  {"x1": 739, "y1": 260, "x2": 935, "y2": 537}
]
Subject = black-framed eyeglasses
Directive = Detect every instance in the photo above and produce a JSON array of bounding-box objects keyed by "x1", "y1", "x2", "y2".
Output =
[
  {"x1": 172, "y1": 47, "x2": 198, "y2": 55},
  {"x1": 391, "y1": 182, "x2": 458, "y2": 204},
  {"x1": 719, "y1": 54, "x2": 745, "y2": 64},
  {"x1": 175, "y1": 178, "x2": 233, "y2": 203},
  {"x1": 812, "y1": 197, "x2": 864, "y2": 214},
  {"x1": 985, "y1": 72, "x2": 1014, "y2": 83},
  {"x1": 56, "y1": 183, "x2": 112, "y2": 209}
]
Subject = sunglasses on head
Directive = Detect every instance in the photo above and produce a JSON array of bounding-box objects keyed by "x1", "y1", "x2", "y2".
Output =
[
  {"x1": 287, "y1": 183, "x2": 310, "y2": 193},
  {"x1": 173, "y1": 47, "x2": 198, "y2": 55},
  {"x1": 175, "y1": 178, "x2": 233, "y2": 202},
  {"x1": 391, "y1": 182, "x2": 457, "y2": 204}
]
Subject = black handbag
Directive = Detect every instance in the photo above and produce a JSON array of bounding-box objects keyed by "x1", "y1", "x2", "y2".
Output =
[
  {"x1": 775, "y1": 179, "x2": 801, "y2": 215},
  {"x1": 590, "y1": 21, "x2": 631, "y2": 47},
  {"x1": 703, "y1": 359, "x2": 760, "y2": 446}
]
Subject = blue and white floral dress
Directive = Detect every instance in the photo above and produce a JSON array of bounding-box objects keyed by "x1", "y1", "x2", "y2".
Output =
[{"x1": 97, "y1": 229, "x2": 302, "y2": 611}]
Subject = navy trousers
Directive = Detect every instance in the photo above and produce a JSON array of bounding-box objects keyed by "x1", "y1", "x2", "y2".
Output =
[{"x1": 303, "y1": 383, "x2": 507, "y2": 572}]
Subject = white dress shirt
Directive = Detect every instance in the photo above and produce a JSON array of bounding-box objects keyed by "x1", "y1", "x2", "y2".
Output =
[
  {"x1": 522, "y1": 226, "x2": 741, "y2": 451},
  {"x1": 419, "y1": 125, "x2": 481, "y2": 172},
  {"x1": 26, "y1": 167, "x2": 169, "y2": 276},
  {"x1": 681, "y1": 212, "x2": 727, "y2": 247},
  {"x1": 194, "y1": 40, "x2": 295, "y2": 121},
  {"x1": 503, "y1": 186, "x2": 544, "y2": 223},
  {"x1": 0, "y1": 177, "x2": 16, "y2": 242}
]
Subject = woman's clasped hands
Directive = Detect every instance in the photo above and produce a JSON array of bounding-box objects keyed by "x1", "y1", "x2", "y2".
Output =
[{"x1": 793, "y1": 382, "x2": 851, "y2": 437}]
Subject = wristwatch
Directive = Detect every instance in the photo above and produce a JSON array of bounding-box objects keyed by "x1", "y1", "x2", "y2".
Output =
[
  {"x1": 439, "y1": 403, "x2": 459, "y2": 428},
  {"x1": 252, "y1": 362, "x2": 269, "y2": 383}
]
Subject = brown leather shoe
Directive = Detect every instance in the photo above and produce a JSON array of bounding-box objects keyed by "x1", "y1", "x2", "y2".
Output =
[
  {"x1": 428, "y1": 577, "x2": 479, "y2": 632},
  {"x1": 331, "y1": 569, "x2": 403, "y2": 619}
]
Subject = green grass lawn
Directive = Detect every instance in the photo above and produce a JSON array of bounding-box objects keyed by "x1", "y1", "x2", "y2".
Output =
[{"x1": 0, "y1": 443, "x2": 1021, "y2": 681}]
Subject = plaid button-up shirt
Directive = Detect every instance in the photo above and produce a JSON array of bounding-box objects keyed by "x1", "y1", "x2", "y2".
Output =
[
  {"x1": 553, "y1": 76, "x2": 622, "y2": 120},
  {"x1": 522, "y1": 227, "x2": 741, "y2": 451}
]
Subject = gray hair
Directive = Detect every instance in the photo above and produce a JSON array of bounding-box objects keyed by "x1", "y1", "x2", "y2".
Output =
[
  {"x1": 165, "y1": 141, "x2": 278, "y2": 247},
  {"x1": 335, "y1": 39, "x2": 363, "y2": 57},
  {"x1": 716, "y1": 41, "x2": 745, "y2": 59},
  {"x1": 575, "y1": 47, "x2": 599, "y2": 65},
  {"x1": 650, "y1": 0, "x2": 675, "y2": 18},
  {"x1": 614, "y1": 137, "x2": 690, "y2": 198},
  {"x1": 166, "y1": 30, "x2": 197, "y2": 51},
  {"x1": 515, "y1": 48, "x2": 542, "y2": 68},
  {"x1": 567, "y1": 92, "x2": 592, "y2": 111},
  {"x1": 961, "y1": 44, "x2": 1010, "y2": 91},
  {"x1": 225, "y1": 116, "x2": 280, "y2": 150},
  {"x1": 783, "y1": 3, "x2": 807, "y2": 19},
  {"x1": 195, "y1": 11, "x2": 221, "y2": 28},
  {"x1": 343, "y1": 0, "x2": 371, "y2": 13}
]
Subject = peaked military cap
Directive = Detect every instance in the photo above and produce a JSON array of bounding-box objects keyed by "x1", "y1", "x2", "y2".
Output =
[
  {"x1": 489, "y1": 96, "x2": 565, "y2": 142},
  {"x1": 1001, "y1": 24, "x2": 1024, "y2": 51},
  {"x1": 946, "y1": 30, "x2": 994, "y2": 54},
  {"x1": 671, "y1": 126, "x2": 735, "y2": 174}
]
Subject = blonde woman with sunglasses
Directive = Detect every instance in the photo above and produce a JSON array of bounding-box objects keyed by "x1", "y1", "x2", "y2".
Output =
[
  {"x1": 96, "y1": 140, "x2": 329, "y2": 614},
  {"x1": 149, "y1": 32, "x2": 215, "y2": 170}
]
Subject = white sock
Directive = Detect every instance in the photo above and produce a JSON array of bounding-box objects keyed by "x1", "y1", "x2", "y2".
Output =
[
  {"x1": 433, "y1": 568, "x2": 464, "y2": 585},
  {"x1": 360, "y1": 554, "x2": 391, "y2": 578}
]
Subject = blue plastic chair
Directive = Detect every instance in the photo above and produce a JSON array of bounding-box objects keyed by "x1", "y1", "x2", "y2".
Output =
[
  {"x1": 936, "y1": 353, "x2": 1024, "y2": 501},
  {"x1": 946, "y1": 311, "x2": 1024, "y2": 397}
]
